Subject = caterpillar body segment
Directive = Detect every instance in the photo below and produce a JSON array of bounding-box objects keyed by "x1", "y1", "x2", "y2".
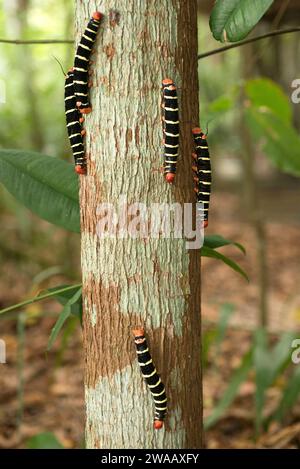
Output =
[
  {"x1": 74, "y1": 11, "x2": 102, "y2": 113},
  {"x1": 192, "y1": 127, "x2": 212, "y2": 228},
  {"x1": 64, "y1": 70, "x2": 86, "y2": 174},
  {"x1": 162, "y1": 78, "x2": 179, "y2": 184},
  {"x1": 133, "y1": 328, "x2": 167, "y2": 430}
]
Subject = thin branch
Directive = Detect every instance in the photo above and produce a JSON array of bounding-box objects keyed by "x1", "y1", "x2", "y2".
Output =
[
  {"x1": 0, "y1": 38, "x2": 73, "y2": 45},
  {"x1": 198, "y1": 27, "x2": 300, "y2": 60}
]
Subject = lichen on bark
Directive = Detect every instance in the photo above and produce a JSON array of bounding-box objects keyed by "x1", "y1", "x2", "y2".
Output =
[{"x1": 77, "y1": 0, "x2": 202, "y2": 449}]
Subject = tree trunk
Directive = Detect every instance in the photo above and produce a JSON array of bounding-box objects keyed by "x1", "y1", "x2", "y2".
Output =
[
  {"x1": 240, "y1": 45, "x2": 268, "y2": 328},
  {"x1": 77, "y1": 0, "x2": 202, "y2": 449}
]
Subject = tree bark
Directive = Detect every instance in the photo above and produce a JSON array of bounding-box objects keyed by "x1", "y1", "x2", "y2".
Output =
[{"x1": 77, "y1": 0, "x2": 202, "y2": 449}]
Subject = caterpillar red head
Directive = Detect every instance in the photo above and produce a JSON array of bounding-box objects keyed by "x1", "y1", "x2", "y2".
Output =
[
  {"x1": 133, "y1": 328, "x2": 167, "y2": 430},
  {"x1": 162, "y1": 78, "x2": 179, "y2": 184},
  {"x1": 75, "y1": 164, "x2": 87, "y2": 175},
  {"x1": 92, "y1": 11, "x2": 102, "y2": 21}
]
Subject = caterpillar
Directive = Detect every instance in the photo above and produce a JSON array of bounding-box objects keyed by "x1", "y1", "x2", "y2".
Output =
[
  {"x1": 192, "y1": 127, "x2": 212, "y2": 228},
  {"x1": 64, "y1": 69, "x2": 86, "y2": 174},
  {"x1": 73, "y1": 11, "x2": 102, "y2": 114},
  {"x1": 162, "y1": 78, "x2": 179, "y2": 184},
  {"x1": 133, "y1": 328, "x2": 167, "y2": 430}
]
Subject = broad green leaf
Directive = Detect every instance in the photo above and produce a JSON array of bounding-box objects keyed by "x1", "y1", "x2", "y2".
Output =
[
  {"x1": 245, "y1": 78, "x2": 292, "y2": 124},
  {"x1": 204, "y1": 95, "x2": 235, "y2": 122},
  {"x1": 47, "y1": 287, "x2": 82, "y2": 351},
  {"x1": 201, "y1": 246, "x2": 249, "y2": 281},
  {"x1": 0, "y1": 149, "x2": 80, "y2": 232},
  {"x1": 209, "y1": 0, "x2": 274, "y2": 43},
  {"x1": 208, "y1": 96, "x2": 234, "y2": 114},
  {"x1": 245, "y1": 107, "x2": 300, "y2": 176},
  {"x1": 26, "y1": 432, "x2": 64, "y2": 449},
  {"x1": 0, "y1": 284, "x2": 82, "y2": 316},
  {"x1": 204, "y1": 347, "x2": 253, "y2": 429},
  {"x1": 204, "y1": 234, "x2": 246, "y2": 254}
]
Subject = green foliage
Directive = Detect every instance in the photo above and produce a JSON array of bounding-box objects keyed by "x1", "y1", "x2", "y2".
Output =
[
  {"x1": 245, "y1": 78, "x2": 292, "y2": 123},
  {"x1": 26, "y1": 432, "x2": 64, "y2": 449},
  {"x1": 245, "y1": 78, "x2": 300, "y2": 177},
  {"x1": 209, "y1": 0, "x2": 274, "y2": 43},
  {"x1": 201, "y1": 78, "x2": 300, "y2": 178},
  {"x1": 254, "y1": 329, "x2": 296, "y2": 434},
  {"x1": 204, "y1": 327, "x2": 300, "y2": 434},
  {"x1": 274, "y1": 365, "x2": 300, "y2": 422},
  {"x1": 204, "y1": 234, "x2": 246, "y2": 254},
  {"x1": 47, "y1": 285, "x2": 82, "y2": 322},
  {"x1": 203, "y1": 303, "x2": 235, "y2": 369},
  {"x1": 205, "y1": 347, "x2": 253, "y2": 429},
  {"x1": 245, "y1": 108, "x2": 300, "y2": 177},
  {"x1": 0, "y1": 0, "x2": 74, "y2": 156},
  {"x1": 204, "y1": 95, "x2": 235, "y2": 124},
  {"x1": 47, "y1": 287, "x2": 82, "y2": 351},
  {"x1": 214, "y1": 303, "x2": 236, "y2": 354},
  {"x1": 0, "y1": 150, "x2": 80, "y2": 232},
  {"x1": 201, "y1": 245, "x2": 248, "y2": 281},
  {"x1": 0, "y1": 284, "x2": 82, "y2": 316}
]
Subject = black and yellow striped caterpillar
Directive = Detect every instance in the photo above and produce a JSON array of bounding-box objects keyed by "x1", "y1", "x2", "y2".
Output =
[
  {"x1": 74, "y1": 11, "x2": 102, "y2": 114},
  {"x1": 64, "y1": 69, "x2": 86, "y2": 174},
  {"x1": 192, "y1": 127, "x2": 212, "y2": 228},
  {"x1": 133, "y1": 328, "x2": 167, "y2": 430},
  {"x1": 162, "y1": 78, "x2": 179, "y2": 184}
]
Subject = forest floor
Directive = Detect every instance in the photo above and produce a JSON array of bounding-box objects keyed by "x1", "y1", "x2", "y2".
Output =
[{"x1": 0, "y1": 189, "x2": 300, "y2": 449}]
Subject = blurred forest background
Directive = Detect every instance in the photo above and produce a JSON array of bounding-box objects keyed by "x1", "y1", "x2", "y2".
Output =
[{"x1": 0, "y1": 0, "x2": 300, "y2": 449}]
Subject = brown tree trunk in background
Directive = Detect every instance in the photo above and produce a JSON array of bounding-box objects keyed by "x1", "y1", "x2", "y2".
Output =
[
  {"x1": 76, "y1": 0, "x2": 202, "y2": 449},
  {"x1": 241, "y1": 45, "x2": 268, "y2": 328}
]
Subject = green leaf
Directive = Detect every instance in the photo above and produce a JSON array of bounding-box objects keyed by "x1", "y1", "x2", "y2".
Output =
[
  {"x1": 245, "y1": 107, "x2": 300, "y2": 176},
  {"x1": 0, "y1": 149, "x2": 80, "y2": 232},
  {"x1": 204, "y1": 347, "x2": 253, "y2": 429},
  {"x1": 254, "y1": 328, "x2": 271, "y2": 433},
  {"x1": 201, "y1": 246, "x2": 249, "y2": 281},
  {"x1": 202, "y1": 329, "x2": 218, "y2": 368},
  {"x1": 215, "y1": 303, "x2": 235, "y2": 351},
  {"x1": 208, "y1": 96, "x2": 234, "y2": 114},
  {"x1": 254, "y1": 329, "x2": 295, "y2": 433},
  {"x1": 26, "y1": 432, "x2": 64, "y2": 449},
  {"x1": 47, "y1": 287, "x2": 82, "y2": 351},
  {"x1": 47, "y1": 284, "x2": 82, "y2": 321},
  {"x1": 0, "y1": 284, "x2": 82, "y2": 316},
  {"x1": 274, "y1": 365, "x2": 300, "y2": 422},
  {"x1": 204, "y1": 234, "x2": 246, "y2": 254},
  {"x1": 245, "y1": 78, "x2": 292, "y2": 124},
  {"x1": 204, "y1": 95, "x2": 235, "y2": 123},
  {"x1": 209, "y1": 0, "x2": 274, "y2": 43}
]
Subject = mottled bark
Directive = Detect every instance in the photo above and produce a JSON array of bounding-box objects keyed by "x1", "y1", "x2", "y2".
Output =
[{"x1": 77, "y1": 0, "x2": 202, "y2": 449}]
